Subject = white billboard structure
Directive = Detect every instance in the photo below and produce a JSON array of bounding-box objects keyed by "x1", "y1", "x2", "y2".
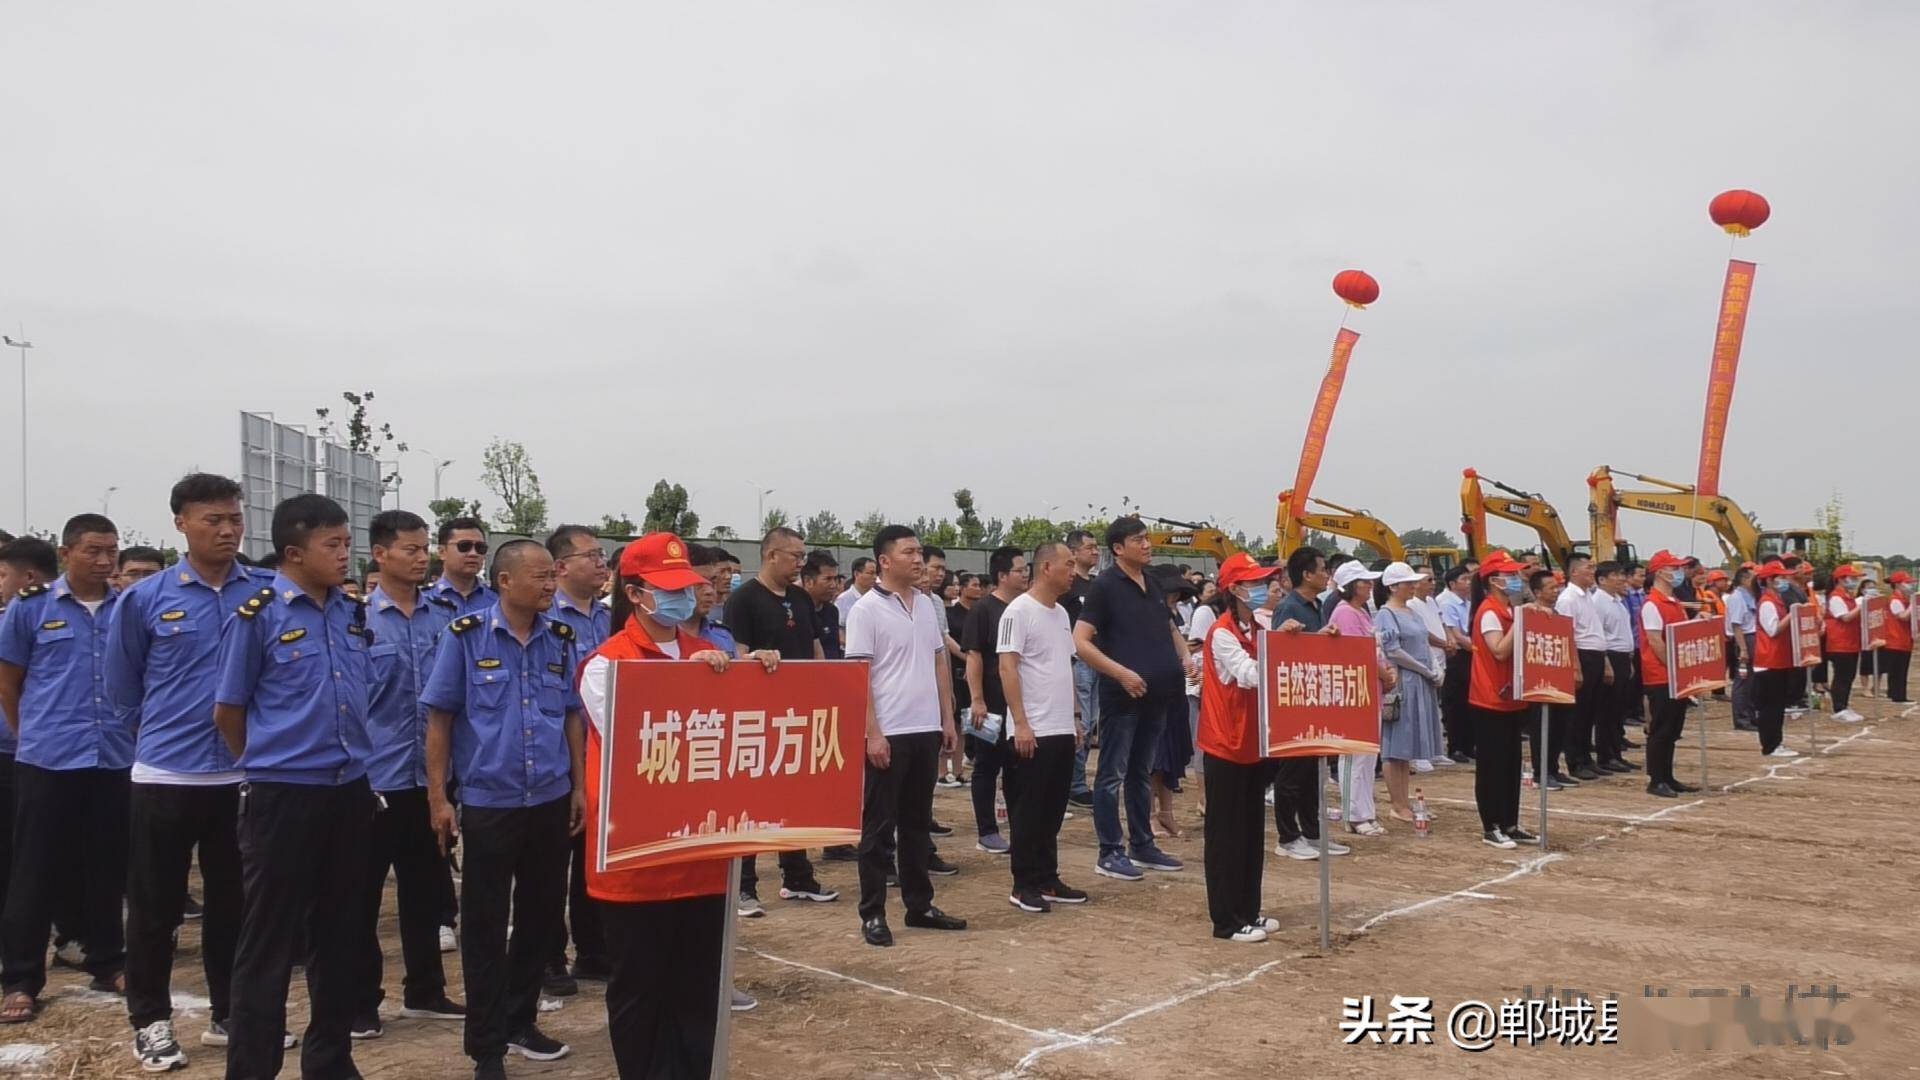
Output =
[{"x1": 239, "y1": 411, "x2": 385, "y2": 567}]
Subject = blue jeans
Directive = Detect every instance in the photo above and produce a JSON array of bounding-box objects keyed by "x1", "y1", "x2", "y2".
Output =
[
  {"x1": 1092, "y1": 690, "x2": 1167, "y2": 858},
  {"x1": 1070, "y1": 659, "x2": 1100, "y2": 797}
]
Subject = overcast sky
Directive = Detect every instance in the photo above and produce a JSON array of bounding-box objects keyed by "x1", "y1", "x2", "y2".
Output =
[{"x1": 5, "y1": 2, "x2": 1915, "y2": 558}]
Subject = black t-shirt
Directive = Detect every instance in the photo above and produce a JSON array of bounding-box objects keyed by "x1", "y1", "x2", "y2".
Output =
[
  {"x1": 1079, "y1": 564, "x2": 1181, "y2": 703},
  {"x1": 723, "y1": 579, "x2": 818, "y2": 660},
  {"x1": 962, "y1": 593, "x2": 1011, "y2": 716},
  {"x1": 1064, "y1": 574, "x2": 1093, "y2": 625},
  {"x1": 813, "y1": 600, "x2": 843, "y2": 660}
]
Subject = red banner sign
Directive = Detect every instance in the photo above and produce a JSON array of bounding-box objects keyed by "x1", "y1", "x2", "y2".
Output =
[
  {"x1": 1286, "y1": 328, "x2": 1360, "y2": 520},
  {"x1": 1511, "y1": 606, "x2": 1576, "y2": 704},
  {"x1": 1695, "y1": 259, "x2": 1757, "y2": 497},
  {"x1": 1257, "y1": 629, "x2": 1381, "y2": 757},
  {"x1": 1862, "y1": 595, "x2": 1891, "y2": 651},
  {"x1": 596, "y1": 660, "x2": 868, "y2": 871},
  {"x1": 1665, "y1": 616, "x2": 1729, "y2": 698},
  {"x1": 1790, "y1": 603, "x2": 1823, "y2": 668}
]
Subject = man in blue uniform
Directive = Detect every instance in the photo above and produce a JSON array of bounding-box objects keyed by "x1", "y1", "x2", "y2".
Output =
[
  {"x1": 213, "y1": 495, "x2": 376, "y2": 1079},
  {"x1": 423, "y1": 539, "x2": 585, "y2": 1079},
  {"x1": 105, "y1": 475, "x2": 275, "y2": 1067},
  {"x1": 351, "y1": 510, "x2": 466, "y2": 1041},
  {"x1": 542, "y1": 525, "x2": 611, "y2": 994},
  {"x1": 427, "y1": 517, "x2": 495, "y2": 616},
  {"x1": 0, "y1": 515, "x2": 129, "y2": 1024},
  {"x1": 0, "y1": 535, "x2": 60, "y2": 941}
]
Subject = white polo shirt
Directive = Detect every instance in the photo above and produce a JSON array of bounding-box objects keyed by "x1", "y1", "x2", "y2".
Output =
[
  {"x1": 1555, "y1": 582, "x2": 1608, "y2": 652},
  {"x1": 997, "y1": 592, "x2": 1077, "y2": 738},
  {"x1": 1595, "y1": 590, "x2": 1634, "y2": 652},
  {"x1": 845, "y1": 585, "x2": 945, "y2": 736}
]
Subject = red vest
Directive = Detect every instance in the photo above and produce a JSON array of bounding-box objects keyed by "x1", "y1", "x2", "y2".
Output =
[
  {"x1": 1196, "y1": 617, "x2": 1263, "y2": 764},
  {"x1": 1753, "y1": 592, "x2": 1792, "y2": 671},
  {"x1": 580, "y1": 621, "x2": 732, "y2": 904},
  {"x1": 1639, "y1": 591, "x2": 1689, "y2": 688},
  {"x1": 1824, "y1": 589, "x2": 1860, "y2": 655},
  {"x1": 1468, "y1": 596, "x2": 1524, "y2": 712},
  {"x1": 1888, "y1": 592, "x2": 1914, "y2": 654}
]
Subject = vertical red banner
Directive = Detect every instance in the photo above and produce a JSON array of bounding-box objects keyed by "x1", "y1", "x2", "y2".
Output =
[
  {"x1": 1695, "y1": 259, "x2": 1758, "y2": 497},
  {"x1": 1790, "y1": 603, "x2": 1823, "y2": 668},
  {"x1": 1861, "y1": 596, "x2": 1891, "y2": 651},
  {"x1": 1511, "y1": 607, "x2": 1577, "y2": 704},
  {"x1": 1288, "y1": 328, "x2": 1361, "y2": 517}
]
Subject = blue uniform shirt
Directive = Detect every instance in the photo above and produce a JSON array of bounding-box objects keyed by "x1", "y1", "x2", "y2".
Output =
[
  {"x1": 105, "y1": 559, "x2": 273, "y2": 776},
  {"x1": 213, "y1": 574, "x2": 374, "y2": 785},
  {"x1": 364, "y1": 584, "x2": 456, "y2": 792},
  {"x1": 548, "y1": 589, "x2": 611, "y2": 657},
  {"x1": 699, "y1": 616, "x2": 736, "y2": 656},
  {"x1": 0, "y1": 577, "x2": 131, "y2": 769},
  {"x1": 427, "y1": 576, "x2": 496, "y2": 618},
  {"x1": 420, "y1": 604, "x2": 581, "y2": 809}
]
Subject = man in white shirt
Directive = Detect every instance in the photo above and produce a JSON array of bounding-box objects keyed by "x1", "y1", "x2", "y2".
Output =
[
  {"x1": 1590, "y1": 561, "x2": 1638, "y2": 772},
  {"x1": 997, "y1": 542, "x2": 1087, "y2": 914},
  {"x1": 1553, "y1": 555, "x2": 1607, "y2": 781},
  {"x1": 1436, "y1": 567, "x2": 1476, "y2": 763},
  {"x1": 844, "y1": 527, "x2": 965, "y2": 947},
  {"x1": 1723, "y1": 570, "x2": 1759, "y2": 730},
  {"x1": 834, "y1": 557, "x2": 877, "y2": 641}
]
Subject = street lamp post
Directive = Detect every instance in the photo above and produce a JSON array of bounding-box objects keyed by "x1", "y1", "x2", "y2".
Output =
[
  {"x1": 5, "y1": 330, "x2": 32, "y2": 529},
  {"x1": 746, "y1": 481, "x2": 774, "y2": 532},
  {"x1": 413, "y1": 448, "x2": 454, "y2": 506},
  {"x1": 102, "y1": 485, "x2": 119, "y2": 516}
]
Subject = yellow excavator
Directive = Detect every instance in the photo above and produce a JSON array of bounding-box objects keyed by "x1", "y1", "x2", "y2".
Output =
[
  {"x1": 1275, "y1": 491, "x2": 1463, "y2": 575},
  {"x1": 1459, "y1": 468, "x2": 1582, "y2": 569},
  {"x1": 1586, "y1": 466, "x2": 1821, "y2": 566},
  {"x1": 1143, "y1": 517, "x2": 1241, "y2": 562}
]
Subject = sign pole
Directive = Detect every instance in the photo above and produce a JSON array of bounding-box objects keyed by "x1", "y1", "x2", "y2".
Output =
[
  {"x1": 1536, "y1": 704, "x2": 1549, "y2": 848},
  {"x1": 710, "y1": 858, "x2": 742, "y2": 1080},
  {"x1": 1809, "y1": 699, "x2": 1818, "y2": 756},
  {"x1": 1317, "y1": 755, "x2": 1330, "y2": 953},
  {"x1": 1699, "y1": 698, "x2": 1710, "y2": 792}
]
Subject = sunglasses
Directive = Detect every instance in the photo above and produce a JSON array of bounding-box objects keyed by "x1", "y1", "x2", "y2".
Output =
[{"x1": 452, "y1": 540, "x2": 489, "y2": 555}]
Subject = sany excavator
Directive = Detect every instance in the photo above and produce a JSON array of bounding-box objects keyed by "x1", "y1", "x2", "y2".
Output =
[
  {"x1": 1275, "y1": 491, "x2": 1463, "y2": 575},
  {"x1": 1459, "y1": 468, "x2": 1583, "y2": 569},
  {"x1": 1586, "y1": 466, "x2": 1820, "y2": 566},
  {"x1": 1143, "y1": 516, "x2": 1241, "y2": 562}
]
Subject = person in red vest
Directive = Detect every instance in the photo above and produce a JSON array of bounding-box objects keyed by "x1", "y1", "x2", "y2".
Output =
[
  {"x1": 1823, "y1": 564, "x2": 1865, "y2": 723},
  {"x1": 575, "y1": 533, "x2": 778, "y2": 1080},
  {"x1": 1467, "y1": 550, "x2": 1535, "y2": 849},
  {"x1": 1637, "y1": 550, "x2": 1699, "y2": 798},
  {"x1": 1886, "y1": 571, "x2": 1915, "y2": 704},
  {"x1": 1195, "y1": 554, "x2": 1300, "y2": 943},
  {"x1": 1750, "y1": 561, "x2": 1800, "y2": 759}
]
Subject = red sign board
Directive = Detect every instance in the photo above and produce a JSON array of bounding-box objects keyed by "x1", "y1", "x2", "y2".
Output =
[
  {"x1": 1665, "y1": 617, "x2": 1728, "y2": 699},
  {"x1": 1790, "y1": 603, "x2": 1823, "y2": 668},
  {"x1": 1861, "y1": 595, "x2": 1892, "y2": 651},
  {"x1": 1257, "y1": 630, "x2": 1381, "y2": 757},
  {"x1": 1511, "y1": 606, "x2": 1576, "y2": 704},
  {"x1": 596, "y1": 660, "x2": 868, "y2": 872}
]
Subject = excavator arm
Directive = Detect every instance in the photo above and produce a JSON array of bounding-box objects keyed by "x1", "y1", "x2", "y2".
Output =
[
  {"x1": 1275, "y1": 490, "x2": 1406, "y2": 562},
  {"x1": 1586, "y1": 466, "x2": 1759, "y2": 564},
  {"x1": 1459, "y1": 468, "x2": 1575, "y2": 568},
  {"x1": 1143, "y1": 517, "x2": 1240, "y2": 562}
]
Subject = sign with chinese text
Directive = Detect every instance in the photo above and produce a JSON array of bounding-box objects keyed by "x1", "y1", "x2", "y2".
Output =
[
  {"x1": 1665, "y1": 617, "x2": 1729, "y2": 698},
  {"x1": 1694, "y1": 259, "x2": 1756, "y2": 497},
  {"x1": 1861, "y1": 595, "x2": 1891, "y2": 651},
  {"x1": 1258, "y1": 630, "x2": 1381, "y2": 757},
  {"x1": 1790, "y1": 603, "x2": 1822, "y2": 668},
  {"x1": 597, "y1": 660, "x2": 867, "y2": 871},
  {"x1": 1511, "y1": 606, "x2": 1576, "y2": 704},
  {"x1": 1285, "y1": 328, "x2": 1360, "y2": 520}
]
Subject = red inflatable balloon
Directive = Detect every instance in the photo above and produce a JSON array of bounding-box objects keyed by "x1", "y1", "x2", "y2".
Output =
[
  {"x1": 1709, "y1": 189, "x2": 1770, "y2": 237},
  {"x1": 1332, "y1": 269, "x2": 1379, "y2": 309}
]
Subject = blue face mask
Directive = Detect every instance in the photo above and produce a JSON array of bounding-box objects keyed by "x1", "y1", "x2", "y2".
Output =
[
  {"x1": 729, "y1": 572, "x2": 744, "y2": 591},
  {"x1": 1773, "y1": 579, "x2": 1792, "y2": 592},
  {"x1": 1667, "y1": 569, "x2": 1688, "y2": 588},
  {"x1": 1245, "y1": 583, "x2": 1270, "y2": 608},
  {"x1": 1501, "y1": 576, "x2": 1523, "y2": 596},
  {"x1": 648, "y1": 586, "x2": 698, "y2": 625}
]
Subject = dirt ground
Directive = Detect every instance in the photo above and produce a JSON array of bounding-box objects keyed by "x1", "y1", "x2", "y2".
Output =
[{"x1": 3, "y1": 693, "x2": 1915, "y2": 1078}]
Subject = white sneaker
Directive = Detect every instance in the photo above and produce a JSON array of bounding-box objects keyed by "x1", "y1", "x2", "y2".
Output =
[
  {"x1": 1482, "y1": 828, "x2": 1517, "y2": 850},
  {"x1": 1429, "y1": 755, "x2": 1455, "y2": 767},
  {"x1": 1254, "y1": 915, "x2": 1281, "y2": 933},
  {"x1": 1277, "y1": 838, "x2": 1319, "y2": 860},
  {"x1": 1411, "y1": 759, "x2": 1435, "y2": 773},
  {"x1": 1228, "y1": 924, "x2": 1268, "y2": 943},
  {"x1": 1837, "y1": 709, "x2": 1863, "y2": 723},
  {"x1": 1769, "y1": 746, "x2": 1800, "y2": 758},
  {"x1": 1320, "y1": 837, "x2": 1353, "y2": 856},
  {"x1": 134, "y1": 1019, "x2": 187, "y2": 1072},
  {"x1": 438, "y1": 925, "x2": 457, "y2": 953},
  {"x1": 53, "y1": 939, "x2": 86, "y2": 968},
  {"x1": 1264, "y1": 787, "x2": 1276, "y2": 806}
]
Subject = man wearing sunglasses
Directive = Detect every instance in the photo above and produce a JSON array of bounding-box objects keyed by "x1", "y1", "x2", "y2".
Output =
[{"x1": 429, "y1": 518, "x2": 496, "y2": 618}]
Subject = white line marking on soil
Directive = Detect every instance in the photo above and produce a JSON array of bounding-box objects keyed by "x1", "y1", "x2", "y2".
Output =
[
  {"x1": 1352, "y1": 853, "x2": 1567, "y2": 935},
  {"x1": 0, "y1": 1044, "x2": 53, "y2": 1067}
]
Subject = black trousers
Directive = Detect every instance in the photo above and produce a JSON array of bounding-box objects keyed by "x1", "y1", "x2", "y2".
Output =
[
  {"x1": 1471, "y1": 708, "x2": 1523, "y2": 833},
  {"x1": 1002, "y1": 734, "x2": 1072, "y2": 893},
  {"x1": 1789, "y1": 666, "x2": 1809, "y2": 709},
  {"x1": 970, "y1": 731, "x2": 1011, "y2": 838},
  {"x1": 1597, "y1": 653, "x2": 1633, "y2": 763},
  {"x1": 227, "y1": 778, "x2": 373, "y2": 1080},
  {"x1": 1829, "y1": 652, "x2": 1859, "y2": 712},
  {"x1": 602, "y1": 894, "x2": 725, "y2": 1080},
  {"x1": 1526, "y1": 705, "x2": 1568, "y2": 779},
  {"x1": 1643, "y1": 685, "x2": 1688, "y2": 787},
  {"x1": 459, "y1": 796, "x2": 571, "y2": 1063},
  {"x1": 739, "y1": 848, "x2": 818, "y2": 897},
  {"x1": 857, "y1": 731, "x2": 941, "y2": 922},
  {"x1": 1754, "y1": 668, "x2": 1789, "y2": 754},
  {"x1": 1202, "y1": 754, "x2": 1271, "y2": 937},
  {"x1": 1270, "y1": 756, "x2": 1321, "y2": 844},
  {"x1": 1442, "y1": 649, "x2": 1475, "y2": 757},
  {"x1": 1625, "y1": 651, "x2": 1645, "y2": 719},
  {"x1": 560, "y1": 831, "x2": 609, "y2": 969},
  {"x1": 354, "y1": 787, "x2": 449, "y2": 1014},
  {"x1": 1885, "y1": 648, "x2": 1912, "y2": 703},
  {"x1": 1, "y1": 764, "x2": 129, "y2": 997},
  {"x1": 127, "y1": 782, "x2": 241, "y2": 1028},
  {"x1": 0, "y1": 755, "x2": 11, "y2": 923},
  {"x1": 1568, "y1": 650, "x2": 1608, "y2": 768}
]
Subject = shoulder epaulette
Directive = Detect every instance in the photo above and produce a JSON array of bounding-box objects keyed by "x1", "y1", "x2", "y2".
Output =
[
  {"x1": 15, "y1": 583, "x2": 49, "y2": 599},
  {"x1": 236, "y1": 586, "x2": 274, "y2": 619},
  {"x1": 450, "y1": 614, "x2": 482, "y2": 634},
  {"x1": 549, "y1": 620, "x2": 575, "y2": 642},
  {"x1": 427, "y1": 593, "x2": 457, "y2": 609}
]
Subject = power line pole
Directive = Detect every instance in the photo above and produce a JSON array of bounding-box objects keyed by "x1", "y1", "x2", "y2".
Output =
[{"x1": 4, "y1": 329, "x2": 32, "y2": 529}]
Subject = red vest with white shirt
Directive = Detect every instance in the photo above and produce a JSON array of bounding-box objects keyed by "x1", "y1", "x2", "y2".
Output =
[
  {"x1": 1639, "y1": 591, "x2": 1689, "y2": 688},
  {"x1": 1824, "y1": 589, "x2": 1860, "y2": 655}
]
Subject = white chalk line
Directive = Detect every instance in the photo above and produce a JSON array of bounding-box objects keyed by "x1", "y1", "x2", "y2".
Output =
[{"x1": 1351, "y1": 853, "x2": 1567, "y2": 935}]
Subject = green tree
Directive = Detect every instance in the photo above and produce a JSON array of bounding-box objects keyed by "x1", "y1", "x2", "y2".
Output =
[
  {"x1": 1302, "y1": 529, "x2": 1344, "y2": 555},
  {"x1": 953, "y1": 489, "x2": 986, "y2": 547},
  {"x1": 597, "y1": 513, "x2": 638, "y2": 537},
  {"x1": 480, "y1": 438, "x2": 547, "y2": 534},
  {"x1": 800, "y1": 511, "x2": 850, "y2": 543},
  {"x1": 851, "y1": 511, "x2": 889, "y2": 546},
  {"x1": 761, "y1": 507, "x2": 791, "y2": 534},
  {"x1": 316, "y1": 390, "x2": 408, "y2": 484},
  {"x1": 914, "y1": 517, "x2": 960, "y2": 549},
  {"x1": 1005, "y1": 515, "x2": 1062, "y2": 551},
  {"x1": 1398, "y1": 527, "x2": 1457, "y2": 549},
  {"x1": 643, "y1": 479, "x2": 700, "y2": 537},
  {"x1": 1352, "y1": 540, "x2": 1384, "y2": 563},
  {"x1": 1810, "y1": 493, "x2": 1847, "y2": 574},
  {"x1": 428, "y1": 497, "x2": 484, "y2": 530},
  {"x1": 709, "y1": 525, "x2": 738, "y2": 540}
]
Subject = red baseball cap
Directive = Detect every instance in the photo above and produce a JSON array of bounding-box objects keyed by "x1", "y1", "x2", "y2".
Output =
[
  {"x1": 1890, "y1": 571, "x2": 1913, "y2": 585},
  {"x1": 1646, "y1": 549, "x2": 1687, "y2": 573},
  {"x1": 1706, "y1": 569, "x2": 1730, "y2": 583},
  {"x1": 1756, "y1": 561, "x2": 1790, "y2": 580},
  {"x1": 618, "y1": 533, "x2": 708, "y2": 591},
  {"x1": 1832, "y1": 563, "x2": 1862, "y2": 580},
  {"x1": 1217, "y1": 552, "x2": 1279, "y2": 590},
  {"x1": 1475, "y1": 550, "x2": 1527, "y2": 577}
]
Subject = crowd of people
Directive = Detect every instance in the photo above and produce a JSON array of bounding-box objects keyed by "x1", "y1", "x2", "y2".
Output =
[{"x1": 0, "y1": 478, "x2": 1908, "y2": 1078}]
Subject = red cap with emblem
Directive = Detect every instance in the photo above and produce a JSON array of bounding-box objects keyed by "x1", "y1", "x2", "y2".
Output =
[{"x1": 618, "y1": 533, "x2": 708, "y2": 591}]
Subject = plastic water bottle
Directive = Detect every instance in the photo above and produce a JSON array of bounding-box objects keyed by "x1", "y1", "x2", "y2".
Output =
[
  {"x1": 995, "y1": 793, "x2": 1007, "y2": 823},
  {"x1": 1411, "y1": 789, "x2": 1430, "y2": 838}
]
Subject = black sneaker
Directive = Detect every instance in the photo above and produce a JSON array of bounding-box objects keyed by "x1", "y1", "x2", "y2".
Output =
[
  {"x1": 1504, "y1": 826, "x2": 1537, "y2": 843},
  {"x1": 1067, "y1": 791, "x2": 1094, "y2": 808},
  {"x1": 542, "y1": 957, "x2": 578, "y2": 997},
  {"x1": 134, "y1": 1019, "x2": 188, "y2": 1072},
  {"x1": 821, "y1": 845, "x2": 858, "y2": 862},
  {"x1": 1040, "y1": 880, "x2": 1089, "y2": 904},
  {"x1": 927, "y1": 854, "x2": 959, "y2": 876},
  {"x1": 506, "y1": 1026, "x2": 571, "y2": 1062},
  {"x1": 778, "y1": 879, "x2": 840, "y2": 903},
  {"x1": 1008, "y1": 890, "x2": 1052, "y2": 913},
  {"x1": 927, "y1": 819, "x2": 954, "y2": 838},
  {"x1": 398, "y1": 994, "x2": 466, "y2": 1020},
  {"x1": 181, "y1": 895, "x2": 203, "y2": 921},
  {"x1": 349, "y1": 1011, "x2": 383, "y2": 1040}
]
